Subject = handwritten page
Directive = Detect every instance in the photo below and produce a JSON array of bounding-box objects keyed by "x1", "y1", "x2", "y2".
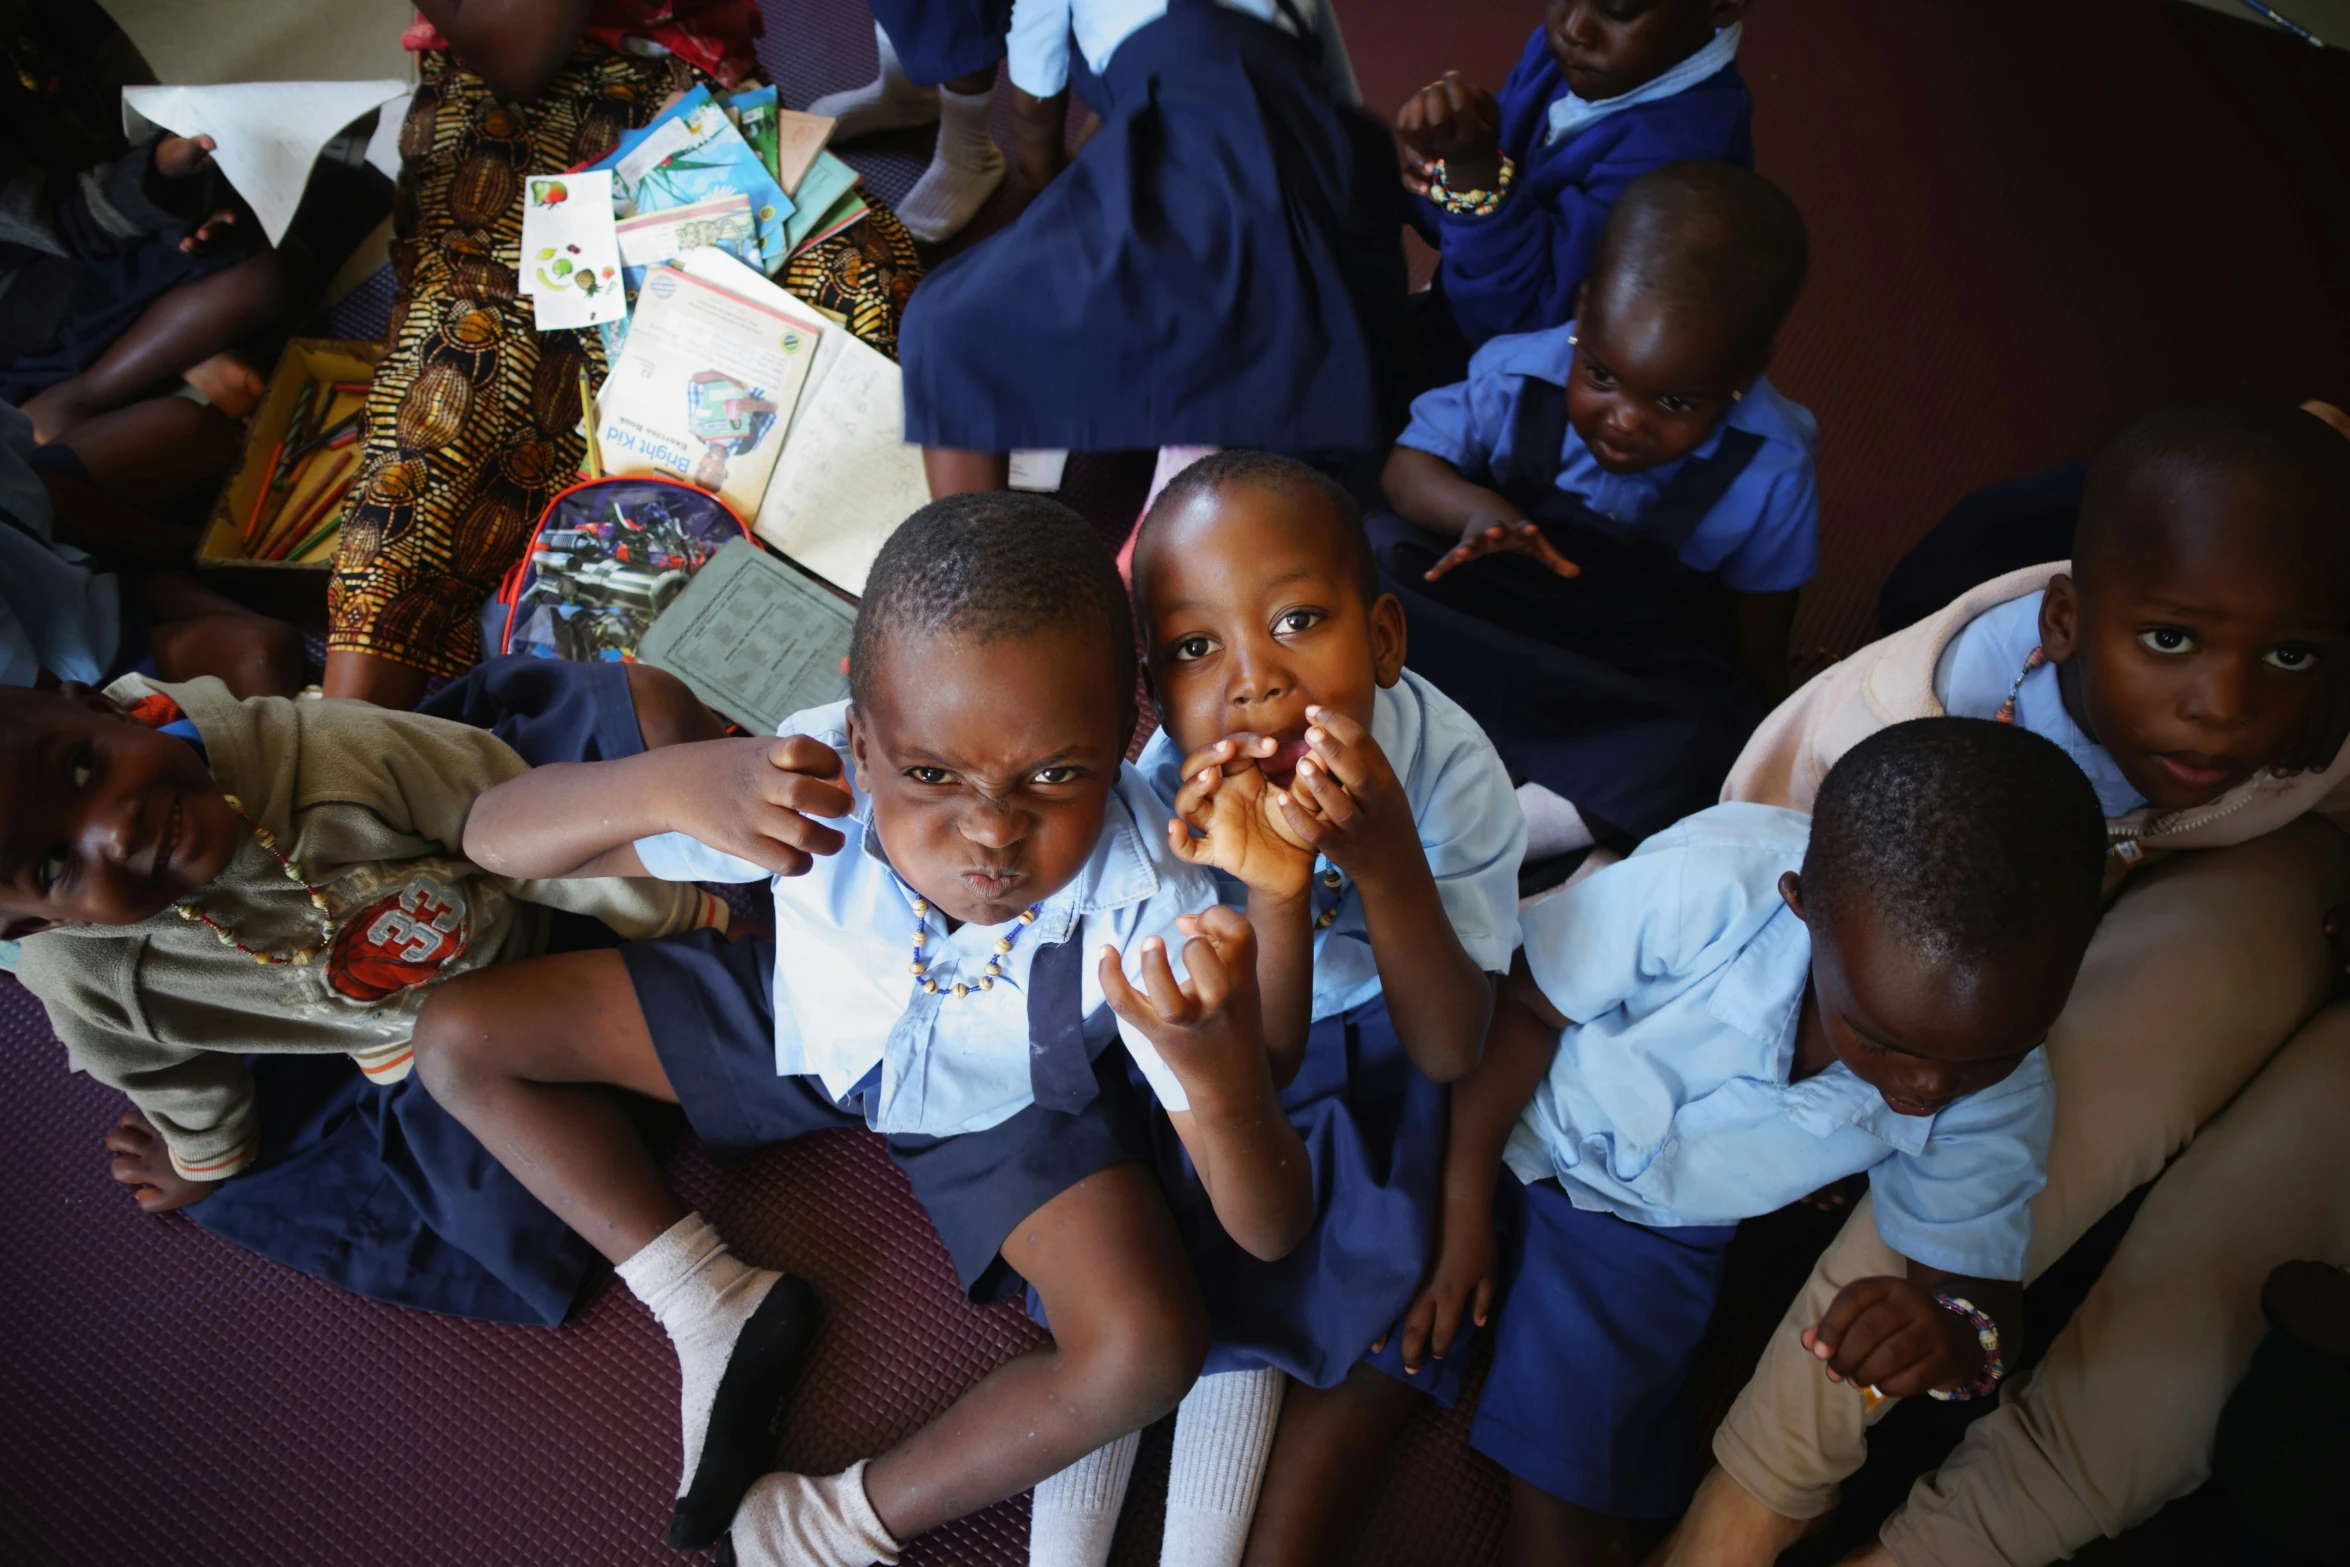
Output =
[
  {"x1": 1009, "y1": 450, "x2": 1070, "y2": 492},
  {"x1": 752, "y1": 329, "x2": 931, "y2": 596},
  {"x1": 122, "y1": 80, "x2": 408, "y2": 244},
  {"x1": 638, "y1": 539, "x2": 855, "y2": 733}
]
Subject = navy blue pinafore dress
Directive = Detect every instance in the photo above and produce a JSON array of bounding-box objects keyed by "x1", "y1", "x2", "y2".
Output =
[
  {"x1": 897, "y1": 0, "x2": 1412, "y2": 456},
  {"x1": 1368, "y1": 387, "x2": 1769, "y2": 844},
  {"x1": 869, "y1": 0, "x2": 1012, "y2": 86}
]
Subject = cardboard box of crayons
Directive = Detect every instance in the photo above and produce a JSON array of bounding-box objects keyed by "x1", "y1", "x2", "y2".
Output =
[{"x1": 200, "y1": 337, "x2": 383, "y2": 572}]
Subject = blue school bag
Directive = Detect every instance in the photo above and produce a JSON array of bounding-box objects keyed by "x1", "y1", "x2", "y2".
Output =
[{"x1": 485, "y1": 476, "x2": 749, "y2": 663}]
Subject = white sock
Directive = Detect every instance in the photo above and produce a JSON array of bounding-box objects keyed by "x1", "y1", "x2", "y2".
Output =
[
  {"x1": 1030, "y1": 1431, "x2": 1141, "y2": 1567},
  {"x1": 1516, "y1": 783, "x2": 1596, "y2": 860},
  {"x1": 807, "y1": 21, "x2": 939, "y2": 141},
  {"x1": 1160, "y1": 1369, "x2": 1283, "y2": 1567},
  {"x1": 730, "y1": 1461, "x2": 903, "y2": 1567},
  {"x1": 893, "y1": 85, "x2": 1005, "y2": 243},
  {"x1": 614, "y1": 1212, "x2": 782, "y2": 1498}
]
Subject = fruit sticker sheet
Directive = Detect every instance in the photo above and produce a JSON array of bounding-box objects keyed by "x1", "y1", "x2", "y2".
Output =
[{"x1": 520, "y1": 169, "x2": 626, "y2": 330}]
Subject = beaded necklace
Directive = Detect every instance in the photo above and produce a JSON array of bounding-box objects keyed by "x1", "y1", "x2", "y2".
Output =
[
  {"x1": 1991, "y1": 645, "x2": 2048, "y2": 725},
  {"x1": 172, "y1": 793, "x2": 334, "y2": 965},
  {"x1": 902, "y1": 881, "x2": 1039, "y2": 999},
  {"x1": 1312, "y1": 864, "x2": 1345, "y2": 929}
]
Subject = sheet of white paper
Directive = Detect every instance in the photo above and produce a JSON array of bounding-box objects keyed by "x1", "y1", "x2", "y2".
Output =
[
  {"x1": 520, "y1": 171, "x2": 625, "y2": 329},
  {"x1": 752, "y1": 332, "x2": 931, "y2": 596},
  {"x1": 122, "y1": 80, "x2": 408, "y2": 245},
  {"x1": 106, "y1": 0, "x2": 415, "y2": 88},
  {"x1": 1008, "y1": 450, "x2": 1070, "y2": 492},
  {"x1": 362, "y1": 95, "x2": 410, "y2": 181}
]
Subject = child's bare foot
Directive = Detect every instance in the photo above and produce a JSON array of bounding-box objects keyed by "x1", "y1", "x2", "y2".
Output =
[
  {"x1": 104, "y1": 1110, "x2": 217, "y2": 1214},
  {"x1": 1642, "y1": 1467, "x2": 1819, "y2": 1567},
  {"x1": 183, "y1": 353, "x2": 267, "y2": 420}
]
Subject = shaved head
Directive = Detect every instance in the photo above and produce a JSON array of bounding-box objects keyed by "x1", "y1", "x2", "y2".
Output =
[{"x1": 1588, "y1": 160, "x2": 1810, "y2": 368}]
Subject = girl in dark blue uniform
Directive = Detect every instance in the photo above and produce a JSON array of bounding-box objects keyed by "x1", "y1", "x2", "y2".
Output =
[
  {"x1": 1376, "y1": 162, "x2": 1815, "y2": 870},
  {"x1": 899, "y1": 0, "x2": 1412, "y2": 496}
]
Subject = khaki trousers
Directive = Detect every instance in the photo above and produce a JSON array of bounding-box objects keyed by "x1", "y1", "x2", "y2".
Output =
[
  {"x1": 1883, "y1": 1002, "x2": 2350, "y2": 1564},
  {"x1": 1710, "y1": 816, "x2": 2350, "y2": 1519}
]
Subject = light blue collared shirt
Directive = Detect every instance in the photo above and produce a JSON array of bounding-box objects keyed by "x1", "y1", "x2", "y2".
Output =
[
  {"x1": 634, "y1": 700, "x2": 1221, "y2": 1137},
  {"x1": 1138, "y1": 669, "x2": 1526, "y2": 1020},
  {"x1": 0, "y1": 401, "x2": 120, "y2": 689},
  {"x1": 1507, "y1": 802, "x2": 2052, "y2": 1280},
  {"x1": 1005, "y1": 0, "x2": 1358, "y2": 103},
  {"x1": 1935, "y1": 589, "x2": 2147, "y2": 818},
  {"x1": 1396, "y1": 321, "x2": 1820, "y2": 596},
  {"x1": 1544, "y1": 23, "x2": 1742, "y2": 146}
]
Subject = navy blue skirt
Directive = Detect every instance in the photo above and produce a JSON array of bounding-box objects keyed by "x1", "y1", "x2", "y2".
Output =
[
  {"x1": 185, "y1": 658, "x2": 643, "y2": 1324},
  {"x1": 1128, "y1": 993, "x2": 1447, "y2": 1389},
  {"x1": 192, "y1": 1052, "x2": 601, "y2": 1326},
  {"x1": 898, "y1": 0, "x2": 1411, "y2": 455},
  {"x1": 626, "y1": 926, "x2": 1153, "y2": 1305},
  {"x1": 0, "y1": 228, "x2": 250, "y2": 405},
  {"x1": 1368, "y1": 509, "x2": 1762, "y2": 844},
  {"x1": 1468, "y1": 1176, "x2": 1734, "y2": 1518},
  {"x1": 870, "y1": 0, "x2": 1011, "y2": 84}
]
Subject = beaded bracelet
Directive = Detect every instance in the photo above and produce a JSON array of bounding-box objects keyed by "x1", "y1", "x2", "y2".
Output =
[
  {"x1": 1431, "y1": 154, "x2": 1515, "y2": 218},
  {"x1": 1925, "y1": 1292, "x2": 2007, "y2": 1402}
]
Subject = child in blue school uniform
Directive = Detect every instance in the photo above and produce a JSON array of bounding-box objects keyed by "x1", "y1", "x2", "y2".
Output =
[
  {"x1": 899, "y1": 0, "x2": 1410, "y2": 494},
  {"x1": 1399, "y1": 0, "x2": 1756, "y2": 386},
  {"x1": 1375, "y1": 160, "x2": 1814, "y2": 865},
  {"x1": 1397, "y1": 718, "x2": 2107, "y2": 1564},
  {"x1": 809, "y1": 0, "x2": 1012, "y2": 243},
  {"x1": 410, "y1": 494, "x2": 1316, "y2": 1564},
  {"x1": 1028, "y1": 451, "x2": 1525, "y2": 1567}
]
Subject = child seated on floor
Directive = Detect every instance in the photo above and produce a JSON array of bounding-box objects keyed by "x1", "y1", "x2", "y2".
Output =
[
  {"x1": 408, "y1": 494, "x2": 1313, "y2": 1562},
  {"x1": 2, "y1": 398, "x2": 303, "y2": 699},
  {"x1": 1028, "y1": 452, "x2": 1523, "y2": 1567},
  {"x1": 0, "y1": 657, "x2": 727, "y2": 1326},
  {"x1": 1407, "y1": 718, "x2": 2105, "y2": 1564},
  {"x1": 1400, "y1": 0, "x2": 1755, "y2": 385},
  {"x1": 1656, "y1": 396, "x2": 2350, "y2": 1566},
  {"x1": 1376, "y1": 160, "x2": 1814, "y2": 865}
]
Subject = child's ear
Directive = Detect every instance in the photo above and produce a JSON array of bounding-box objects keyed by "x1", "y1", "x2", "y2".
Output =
[
  {"x1": 1778, "y1": 869, "x2": 1807, "y2": 922},
  {"x1": 843, "y1": 703, "x2": 872, "y2": 796},
  {"x1": 1571, "y1": 282, "x2": 1589, "y2": 335},
  {"x1": 1734, "y1": 335, "x2": 1777, "y2": 401},
  {"x1": 1369, "y1": 592, "x2": 1408, "y2": 688},
  {"x1": 2040, "y1": 574, "x2": 2082, "y2": 665}
]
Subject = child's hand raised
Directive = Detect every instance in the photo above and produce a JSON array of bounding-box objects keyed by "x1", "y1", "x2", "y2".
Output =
[
  {"x1": 673, "y1": 735, "x2": 856, "y2": 877},
  {"x1": 1423, "y1": 511, "x2": 1582, "y2": 583},
  {"x1": 1395, "y1": 73, "x2": 1503, "y2": 197},
  {"x1": 1803, "y1": 1276, "x2": 1989, "y2": 1399},
  {"x1": 1168, "y1": 735, "x2": 1315, "y2": 900},
  {"x1": 1099, "y1": 906, "x2": 1268, "y2": 1105},
  {"x1": 1268, "y1": 706, "x2": 1422, "y2": 889}
]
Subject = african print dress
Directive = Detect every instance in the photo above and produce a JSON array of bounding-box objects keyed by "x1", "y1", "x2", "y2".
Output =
[{"x1": 328, "y1": 47, "x2": 921, "y2": 679}]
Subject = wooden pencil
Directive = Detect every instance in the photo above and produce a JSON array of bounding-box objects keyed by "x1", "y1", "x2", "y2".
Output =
[
  {"x1": 242, "y1": 437, "x2": 288, "y2": 549},
  {"x1": 256, "y1": 449, "x2": 360, "y2": 560}
]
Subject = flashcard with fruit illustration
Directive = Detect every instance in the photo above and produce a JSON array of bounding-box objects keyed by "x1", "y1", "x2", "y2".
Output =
[{"x1": 520, "y1": 169, "x2": 626, "y2": 330}]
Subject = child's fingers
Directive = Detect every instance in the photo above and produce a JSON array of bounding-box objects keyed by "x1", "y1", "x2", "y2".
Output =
[
  {"x1": 1302, "y1": 706, "x2": 1378, "y2": 792},
  {"x1": 1269, "y1": 789, "x2": 1325, "y2": 850},
  {"x1": 1471, "y1": 1274, "x2": 1495, "y2": 1329},
  {"x1": 1098, "y1": 944, "x2": 1165, "y2": 1029},
  {"x1": 1135, "y1": 936, "x2": 1195, "y2": 1022},
  {"x1": 750, "y1": 801, "x2": 848, "y2": 858},
  {"x1": 1520, "y1": 526, "x2": 1582, "y2": 577},
  {"x1": 1811, "y1": 1275, "x2": 1896, "y2": 1359},
  {"x1": 1167, "y1": 815, "x2": 1217, "y2": 867},
  {"x1": 1397, "y1": 1293, "x2": 1437, "y2": 1373},
  {"x1": 1291, "y1": 758, "x2": 1359, "y2": 826},
  {"x1": 1178, "y1": 930, "x2": 1232, "y2": 1013},
  {"x1": 1181, "y1": 734, "x2": 1273, "y2": 780},
  {"x1": 1173, "y1": 765, "x2": 1225, "y2": 826},
  {"x1": 1272, "y1": 785, "x2": 1331, "y2": 849},
  {"x1": 767, "y1": 734, "x2": 848, "y2": 784}
]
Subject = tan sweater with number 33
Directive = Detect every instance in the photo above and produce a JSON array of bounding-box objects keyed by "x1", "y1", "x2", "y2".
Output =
[{"x1": 17, "y1": 675, "x2": 724, "y2": 1182}]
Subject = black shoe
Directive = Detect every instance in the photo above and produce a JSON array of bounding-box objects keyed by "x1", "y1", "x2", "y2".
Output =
[{"x1": 668, "y1": 1274, "x2": 820, "y2": 1551}]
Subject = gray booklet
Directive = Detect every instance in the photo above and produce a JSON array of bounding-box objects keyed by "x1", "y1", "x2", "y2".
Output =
[{"x1": 638, "y1": 537, "x2": 854, "y2": 734}]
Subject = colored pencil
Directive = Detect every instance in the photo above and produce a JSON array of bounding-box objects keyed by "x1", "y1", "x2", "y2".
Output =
[
  {"x1": 256, "y1": 449, "x2": 360, "y2": 560},
  {"x1": 578, "y1": 363, "x2": 603, "y2": 479},
  {"x1": 242, "y1": 437, "x2": 288, "y2": 548},
  {"x1": 279, "y1": 485, "x2": 355, "y2": 564}
]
